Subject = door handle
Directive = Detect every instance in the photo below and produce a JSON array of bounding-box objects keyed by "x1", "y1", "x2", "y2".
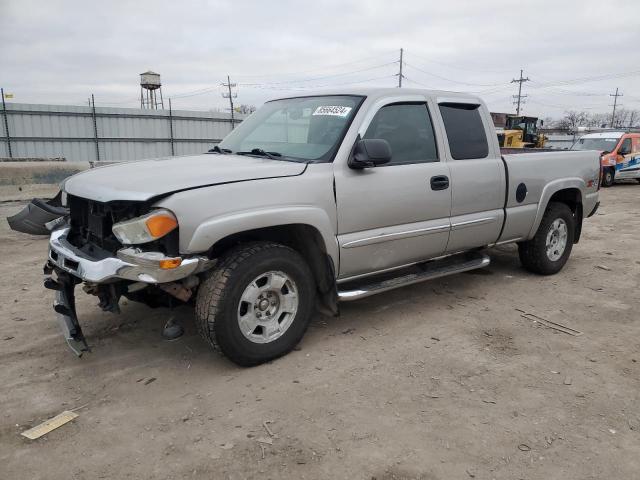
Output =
[{"x1": 430, "y1": 175, "x2": 449, "y2": 191}]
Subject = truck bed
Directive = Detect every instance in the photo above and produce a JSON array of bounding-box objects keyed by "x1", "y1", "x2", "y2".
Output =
[{"x1": 498, "y1": 150, "x2": 600, "y2": 243}]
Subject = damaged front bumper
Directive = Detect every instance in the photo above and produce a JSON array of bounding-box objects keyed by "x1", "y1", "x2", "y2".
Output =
[
  {"x1": 46, "y1": 227, "x2": 208, "y2": 356},
  {"x1": 49, "y1": 227, "x2": 205, "y2": 284}
]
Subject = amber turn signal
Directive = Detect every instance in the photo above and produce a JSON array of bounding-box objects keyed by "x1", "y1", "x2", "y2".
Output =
[
  {"x1": 145, "y1": 214, "x2": 178, "y2": 238},
  {"x1": 159, "y1": 258, "x2": 182, "y2": 270}
]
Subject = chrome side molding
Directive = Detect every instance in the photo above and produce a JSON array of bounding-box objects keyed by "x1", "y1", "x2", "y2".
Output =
[{"x1": 338, "y1": 252, "x2": 490, "y2": 301}]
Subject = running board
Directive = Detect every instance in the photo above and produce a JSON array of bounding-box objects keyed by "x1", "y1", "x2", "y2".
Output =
[{"x1": 337, "y1": 253, "x2": 490, "y2": 301}]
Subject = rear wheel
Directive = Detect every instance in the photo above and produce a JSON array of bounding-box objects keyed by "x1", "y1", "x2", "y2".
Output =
[
  {"x1": 602, "y1": 168, "x2": 615, "y2": 187},
  {"x1": 518, "y1": 202, "x2": 575, "y2": 275},
  {"x1": 195, "y1": 242, "x2": 316, "y2": 366}
]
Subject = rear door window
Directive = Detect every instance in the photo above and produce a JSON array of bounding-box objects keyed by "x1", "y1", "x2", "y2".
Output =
[{"x1": 438, "y1": 103, "x2": 489, "y2": 160}]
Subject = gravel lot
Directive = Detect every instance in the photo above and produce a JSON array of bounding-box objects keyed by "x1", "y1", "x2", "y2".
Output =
[{"x1": 1, "y1": 185, "x2": 639, "y2": 480}]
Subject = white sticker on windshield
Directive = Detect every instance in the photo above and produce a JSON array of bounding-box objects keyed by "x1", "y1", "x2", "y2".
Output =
[{"x1": 312, "y1": 105, "x2": 352, "y2": 117}]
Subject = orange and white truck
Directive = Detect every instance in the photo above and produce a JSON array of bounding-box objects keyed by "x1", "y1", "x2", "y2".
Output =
[{"x1": 571, "y1": 131, "x2": 640, "y2": 187}]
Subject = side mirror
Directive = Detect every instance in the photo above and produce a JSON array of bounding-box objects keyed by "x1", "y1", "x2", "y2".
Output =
[{"x1": 349, "y1": 139, "x2": 392, "y2": 169}]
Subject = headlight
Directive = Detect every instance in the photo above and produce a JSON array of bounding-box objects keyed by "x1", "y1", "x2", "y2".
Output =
[{"x1": 112, "y1": 209, "x2": 178, "y2": 245}]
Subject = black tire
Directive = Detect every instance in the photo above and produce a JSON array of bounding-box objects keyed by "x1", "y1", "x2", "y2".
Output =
[
  {"x1": 602, "y1": 168, "x2": 614, "y2": 187},
  {"x1": 195, "y1": 242, "x2": 316, "y2": 366},
  {"x1": 518, "y1": 202, "x2": 575, "y2": 275},
  {"x1": 636, "y1": 179, "x2": 640, "y2": 184}
]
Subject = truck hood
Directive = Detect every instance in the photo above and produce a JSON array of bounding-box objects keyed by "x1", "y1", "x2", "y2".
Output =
[{"x1": 63, "y1": 154, "x2": 308, "y2": 202}]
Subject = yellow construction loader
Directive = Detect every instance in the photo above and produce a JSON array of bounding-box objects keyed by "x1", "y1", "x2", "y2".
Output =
[{"x1": 496, "y1": 115, "x2": 546, "y2": 148}]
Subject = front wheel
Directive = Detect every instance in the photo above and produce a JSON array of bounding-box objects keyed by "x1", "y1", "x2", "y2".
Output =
[
  {"x1": 602, "y1": 168, "x2": 615, "y2": 187},
  {"x1": 518, "y1": 202, "x2": 575, "y2": 275},
  {"x1": 195, "y1": 242, "x2": 316, "y2": 366}
]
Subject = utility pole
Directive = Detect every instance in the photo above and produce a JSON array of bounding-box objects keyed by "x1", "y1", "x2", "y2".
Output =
[
  {"x1": 222, "y1": 75, "x2": 237, "y2": 129},
  {"x1": 511, "y1": 69, "x2": 530, "y2": 116},
  {"x1": 90, "y1": 94, "x2": 100, "y2": 161},
  {"x1": 397, "y1": 48, "x2": 404, "y2": 88},
  {"x1": 609, "y1": 87, "x2": 622, "y2": 127},
  {"x1": 1, "y1": 87, "x2": 13, "y2": 158}
]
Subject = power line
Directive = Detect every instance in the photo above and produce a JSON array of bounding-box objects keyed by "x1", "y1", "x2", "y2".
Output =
[
  {"x1": 171, "y1": 85, "x2": 220, "y2": 99},
  {"x1": 230, "y1": 50, "x2": 398, "y2": 79},
  {"x1": 402, "y1": 76, "x2": 430, "y2": 88},
  {"x1": 165, "y1": 53, "x2": 398, "y2": 98},
  {"x1": 527, "y1": 80, "x2": 608, "y2": 97},
  {"x1": 165, "y1": 63, "x2": 397, "y2": 100},
  {"x1": 527, "y1": 98, "x2": 601, "y2": 110},
  {"x1": 240, "y1": 74, "x2": 397, "y2": 91},
  {"x1": 403, "y1": 50, "x2": 514, "y2": 74},
  {"x1": 511, "y1": 69, "x2": 530, "y2": 116},
  {"x1": 239, "y1": 62, "x2": 396, "y2": 86},
  {"x1": 403, "y1": 62, "x2": 506, "y2": 87},
  {"x1": 528, "y1": 70, "x2": 640, "y2": 89}
]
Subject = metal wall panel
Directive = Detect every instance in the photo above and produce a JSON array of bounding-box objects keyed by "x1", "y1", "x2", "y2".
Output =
[{"x1": 0, "y1": 103, "x2": 244, "y2": 162}]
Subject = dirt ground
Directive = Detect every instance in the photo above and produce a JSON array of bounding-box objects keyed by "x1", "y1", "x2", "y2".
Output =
[{"x1": 1, "y1": 185, "x2": 638, "y2": 480}]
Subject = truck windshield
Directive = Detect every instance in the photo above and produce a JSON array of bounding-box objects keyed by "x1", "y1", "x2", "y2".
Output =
[
  {"x1": 218, "y1": 95, "x2": 363, "y2": 162},
  {"x1": 571, "y1": 137, "x2": 620, "y2": 152}
]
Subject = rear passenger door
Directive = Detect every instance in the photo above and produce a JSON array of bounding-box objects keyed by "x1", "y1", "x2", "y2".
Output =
[{"x1": 437, "y1": 101, "x2": 506, "y2": 253}]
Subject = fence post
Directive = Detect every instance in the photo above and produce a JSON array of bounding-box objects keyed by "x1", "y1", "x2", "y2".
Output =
[
  {"x1": 168, "y1": 98, "x2": 175, "y2": 156},
  {"x1": 91, "y1": 94, "x2": 100, "y2": 161},
  {"x1": 1, "y1": 88, "x2": 13, "y2": 158}
]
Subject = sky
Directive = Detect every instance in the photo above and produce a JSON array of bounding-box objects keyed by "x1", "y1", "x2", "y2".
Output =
[{"x1": 1, "y1": 0, "x2": 639, "y2": 118}]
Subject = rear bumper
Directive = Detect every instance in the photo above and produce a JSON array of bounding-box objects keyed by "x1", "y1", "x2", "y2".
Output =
[
  {"x1": 48, "y1": 227, "x2": 206, "y2": 284},
  {"x1": 587, "y1": 201, "x2": 600, "y2": 218}
]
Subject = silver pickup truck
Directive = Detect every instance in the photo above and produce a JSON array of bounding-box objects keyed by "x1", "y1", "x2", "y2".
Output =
[{"x1": 9, "y1": 88, "x2": 601, "y2": 366}]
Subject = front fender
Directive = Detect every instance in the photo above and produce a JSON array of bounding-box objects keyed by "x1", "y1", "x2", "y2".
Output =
[
  {"x1": 186, "y1": 205, "x2": 339, "y2": 269},
  {"x1": 527, "y1": 178, "x2": 585, "y2": 239}
]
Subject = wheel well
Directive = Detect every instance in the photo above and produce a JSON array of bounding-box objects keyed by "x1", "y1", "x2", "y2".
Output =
[
  {"x1": 209, "y1": 225, "x2": 338, "y2": 315},
  {"x1": 548, "y1": 188, "x2": 583, "y2": 243}
]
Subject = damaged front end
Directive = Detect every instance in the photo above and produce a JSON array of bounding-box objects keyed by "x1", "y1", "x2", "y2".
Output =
[{"x1": 9, "y1": 192, "x2": 210, "y2": 356}]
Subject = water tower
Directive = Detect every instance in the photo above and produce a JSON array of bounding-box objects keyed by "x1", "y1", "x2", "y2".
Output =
[{"x1": 140, "y1": 71, "x2": 164, "y2": 109}]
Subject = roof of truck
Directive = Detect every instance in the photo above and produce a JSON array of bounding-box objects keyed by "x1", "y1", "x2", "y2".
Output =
[{"x1": 269, "y1": 87, "x2": 484, "y2": 104}]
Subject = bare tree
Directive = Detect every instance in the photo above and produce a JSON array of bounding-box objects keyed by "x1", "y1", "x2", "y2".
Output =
[
  {"x1": 545, "y1": 110, "x2": 640, "y2": 130},
  {"x1": 557, "y1": 111, "x2": 589, "y2": 130},
  {"x1": 585, "y1": 113, "x2": 609, "y2": 128},
  {"x1": 235, "y1": 104, "x2": 257, "y2": 115},
  {"x1": 612, "y1": 108, "x2": 640, "y2": 128}
]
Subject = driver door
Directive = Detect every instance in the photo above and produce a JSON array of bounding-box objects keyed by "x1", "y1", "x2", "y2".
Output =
[{"x1": 334, "y1": 100, "x2": 452, "y2": 280}]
